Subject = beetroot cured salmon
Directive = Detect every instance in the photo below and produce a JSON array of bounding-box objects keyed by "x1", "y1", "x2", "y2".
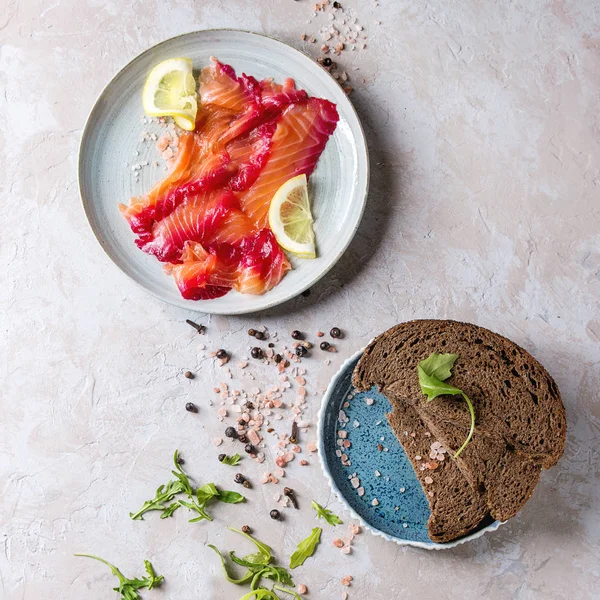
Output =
[{"x1": 119, "y1": 58, "x2": 339, "y2": 300}]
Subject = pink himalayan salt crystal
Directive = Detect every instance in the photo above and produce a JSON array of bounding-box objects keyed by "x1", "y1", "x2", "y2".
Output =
[
  {"x1": 365, "y1": 397, "x2": 374, "y2": 405},
  {"x1": 296, "y1": 376, "x2": 306, "y2": 385},
  {"x1": 275, "y1": 456, "x2": 286, "y2": 468},
  {"x1": 292, "y1": 445, "x2": 301, "y2": 453},
  {"x1": 333, "y1": 538, "x2": 344, "y2": 548},
  {"x1": 424, "y1": 476, "x2": 434, "y2": 484},
  {"x1": 298, "y1": 387, "x2": 307, "y2": 397},
  {"x1": 275, "y1": 467, "x2": 285, "y2": 477},
  {"x1": 272, "y1": 399, "x2": 283, "y2": 408},
  {"x1": 156, "y1": 135, "x2": 170, "y2": 152},
  {"x1": 342, "y1": 594, "x2": 348, "y2": 600},
  {"x1": 307, "y1": 442, "x2": 318, "y2": 453},
  {"x1": 350, "y1": 524, "x2": 361, "y2": 535},
  {"x1": 357, "y1": 487, "x2": 365, "y2": 496},
  {"x1": 217, "y1": 407, "x2": 227, "y2": 417},
  {"x1": 297, "y1": 583, "x2": 308, "y2": 595},
  {"x1": 260, "y1": 473, "x2": 271, "y2": 484},
  {"x1": 343, "y1": 440, "x2": 351, "y2": 448},
  {"x1": 342, "y1": 546, "x2": 352, "y2": 555},
  {"x1": 350, "y1": 477, "x2": 360, "y2": 489},
  {"x1": 212, "y1": 438, "x2": 223, "y2": 447},
  {"x1": 341, "y1": 575, "x2": 353, "y2": 586},
  {"x1": 284, "y1": 451, "x2": 295, "y2": 463},
  {"x1": 371, "y1": 498, "x2": 379, "y2": 506},
  {"x1": 247, "y1": 429, "x2": 261, "y2": 445},
  {"x1": 338, "y1": 430, "x2": 348, "y2": 439},
  {"x1": 300, "y1": 459, "x2": 309, "y2": 466}
]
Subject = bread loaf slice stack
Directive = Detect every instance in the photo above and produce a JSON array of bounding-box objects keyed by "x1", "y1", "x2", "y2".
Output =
[{"x1": 352, "y1": 320, "x2": 566, "y2": 543}]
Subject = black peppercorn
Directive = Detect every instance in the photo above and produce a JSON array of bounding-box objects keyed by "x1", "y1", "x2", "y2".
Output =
[
  {"x1": 322, "y1": 57, "x2": 333, "y2": 67},
  {"x1": 248, "y1": 328, "x2": 257, "y2": 337},
  {"x1": 296, "y1": 345, "x2": 308, "y2": 357},
  {"x1": 218, "y1": 453, "x2": 226, "y2": 462},
  {"x1": 184, "y1": 370, "x2": 194, "y2": 379},
  {"x1": 242, "y1": 480, "x2": 251, "y2": 489},
  {"x1": 330, "y1": 327, "x2": 342, "y2": 338},
  {"x1": 176, "y1": 455, "x2": 185, "y2": 465},
  {"x1": 185, "y1": 402, "x2": 198, "y2": 413},
  {"x1": 251, "y1": 347, "x2": 263, "y2": 359},
  {"x1": 291, "y1": 330, "x2": 304, "y2": 340},
  {"x1": 333, "y1": 1, "x2": 341, "y2": 8},
  {"x1": 254, "y1": 331, "x2": 265, "y2": 341},
  {"x1": 274, "y1": 354, "x2": 283, "y2": 364},
  {"x1": 320, "y1": 341, "x2": 331, "y2": 351},
  {"x1": 216, "y1": 349, "x2": 229, "y2": 359},
  {"x1": 238, "y1": 434, "x2": 248, "y2": 444},
  {"x1": 270, "y1": 509, "x2": 281, "y2": 520},
  {"x1": 241, "y1": 525, "x2": 251, "y2": 534},
  {"x1": 225, "y1": 426, "x2": 238, "y2": 439},
  {"x1": 244, "y1": 443, "x2": 255, "y2": 454},
  {"x1": 244, "y1": 401, "x2": 254, "y2": 410},
  {"x1": 268, "y1": 342, "x2": 275, "y2": 348},
  {"x1": 234, "y1": 473, "x2": 245, "y2": 484}
]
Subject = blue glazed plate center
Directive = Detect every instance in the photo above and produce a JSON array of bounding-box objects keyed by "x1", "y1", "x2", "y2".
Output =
[{"x1": 320, "y1": 356, "x2": 433, "y2": 543}]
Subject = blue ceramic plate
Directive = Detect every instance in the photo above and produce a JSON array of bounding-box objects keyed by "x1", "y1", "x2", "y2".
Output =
[{"x1": 318, "y1": 350, "x2": 503, "y2": 549}]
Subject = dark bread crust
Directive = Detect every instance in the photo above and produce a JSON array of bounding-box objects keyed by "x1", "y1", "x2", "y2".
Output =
[
  {"x1": 353, "y1": 320, "x2": 566, "y2": 467},
  {"x1": 387, "y1": 401, "x2": 489, "y2": 543},
  {"x1": 353, "y1": 319, "x2": 566, "y2": 542}
]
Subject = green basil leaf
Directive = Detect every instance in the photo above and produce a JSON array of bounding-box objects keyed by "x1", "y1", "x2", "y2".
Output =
[{"x1": 289, "y1": 528, "x2": 322, "y2": 569}]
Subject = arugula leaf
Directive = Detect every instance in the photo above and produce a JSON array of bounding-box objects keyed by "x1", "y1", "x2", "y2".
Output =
[
  {"x1": 238, "y1": 590, "x2": 279, "y2": 600},
  {"x1": 129, "y1": 480, "x2": 185, "y2": 520},
  {"x1": 311, "y1": 500, "x2": 343, "y2": 526},
  {"x1": 229, "y1": 527, "x2": 273, "y2": 565},
  {"x1": 418, "y1": 353, "x2": 475, "y2": 457},
  {"x1": 221, "y1": 453, "x2": 243, "y2": 466},
  {"x1": 75, "y1": 554, "x2": 163, "y2": 600},
  {"x1": 289, "y1": 528, "x2": 322, "y2": 569},
  {"x1": 217, "y1": 490, "x2": 245, "y2": 504},
  {"x1": 273, "y1": 585, "x2": 302, "y2": 599},
  {"x1": 208, "y1": 545, "x2": 255, "y2": 585}
]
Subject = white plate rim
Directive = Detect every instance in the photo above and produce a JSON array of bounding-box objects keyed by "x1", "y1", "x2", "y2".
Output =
[
  {"x1": 78, "y1": 29, "x2": 370, "y2": 315},
  {"x1": 317, "y1": 347, "x2": 505, "y2": 550}
]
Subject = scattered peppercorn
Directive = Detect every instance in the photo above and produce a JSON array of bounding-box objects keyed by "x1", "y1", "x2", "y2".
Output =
[
  {"x1": 185, "y1": 402, "x2": 198, "y2": 413},
  {"x1": 377, "y1": 443, "x2": 384, "y2": 451},
  {"x1": 333, "y1": 1, "x2": 341, "y2": 8},
  {"x1": 296, "y1": 345, "x2": 308, "y2": 357},
  {"x1": 254, "y1": 331, "x2": 266, "y2": 341},
  {"x1": 291, "y1": 330, "x2": 304, "y2": 340},
  {"x1": 234, "y1": 473, "x2": 245, "y2": 484},
  {"x1": 248, "y1": 328, "x2": 257, "y2": 337},
  {"x1": 322, "y1": 57, "x2": 333, "y2": 67},
  {"x1": 274, "y1": 354, "x2": 283, "y2": 364},
  {"x1": 218, "y1": 454, "x2": 226, "y2": 462},
  {"x1": 244, "y1": 401, "x2": 254, "y2": 410},
  {"x1": 241, "y1": 525, "x2": 252, "y2": 534},
  {"x1": 330, "y1": 327, "x2": 342, "y2": 338},
  {"x1": 270, "y1": 509, "x2": 281, "y2": 520},
  {"x1": 251, "y1": 347, "x2": 263, "y2": 359},
  {"x1": 176, "y1": 455, "x2": 185, "y2": 465},
  {"x1": 184, "y1": 370, "x2": 194, "y2": 379},
  {"x1": 225, "y1": 427, "x2": 238, "y2": 439},
  {"x1": 245, "y1": 443, "x2": 255, "y2": 454},
  {"x1": 267, "y1": 427, "x2": 275, "y2": 433},
  {"x1": 186, "y1": 319, "x2": 205, "y2": 334},
  {"x1": 216, "y1": 349, "x2": 229, "y2": 359},
  {"x1": 268, "y1": 342, "x2": 275, "y2": 348},
  {"x1": 283, "y1": 487, "x2": 299, "y2": 509},
  {"x1": 238, "y1": 434, "x2": 248, "y2": 444},
  {"x1": 320, "y1": 341, "x2": 331, "y2": 351},
  {"x1": 242, "y1": 480, "x2": 251, "y2": 489}
]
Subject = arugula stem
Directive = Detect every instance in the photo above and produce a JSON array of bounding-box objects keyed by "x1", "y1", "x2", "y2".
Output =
[{"x1": 454, "y1": 393, "x2": 475, "y2": 458}]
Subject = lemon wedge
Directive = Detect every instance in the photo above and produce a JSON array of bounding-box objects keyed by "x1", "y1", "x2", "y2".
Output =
[
  {"x1": 268, "y1": 174, "x2": 316, "y2": 259},
  {"x1": 142, "y1": 58, "x2": 198, "y2": 131}
]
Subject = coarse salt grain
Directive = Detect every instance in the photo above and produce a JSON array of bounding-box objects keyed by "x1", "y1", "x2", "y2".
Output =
[{"x1": 371, "y1": 498, "x2": 379, "y2": 506}]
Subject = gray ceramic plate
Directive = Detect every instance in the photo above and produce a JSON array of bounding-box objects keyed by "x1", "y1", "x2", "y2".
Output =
[
  {"x1": 318, "y1": 349, "x2": 503, "y2": 549},
  {"x1": 79, "y1": 30, "x2": 369, "y2": 314}
]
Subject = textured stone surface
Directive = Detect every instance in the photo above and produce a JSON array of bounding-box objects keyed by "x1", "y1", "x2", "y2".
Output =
[{"x1": 1, "y1": 0, "x2": 599, "y2": 599}]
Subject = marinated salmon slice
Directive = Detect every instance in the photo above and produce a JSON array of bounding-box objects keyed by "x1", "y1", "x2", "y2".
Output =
[
  {"x1": 121, "y1": 58, "x2": 338, "y2": 300},
  {"x1": 238, "y1": 97, "x2": 339, "y2": 228}
]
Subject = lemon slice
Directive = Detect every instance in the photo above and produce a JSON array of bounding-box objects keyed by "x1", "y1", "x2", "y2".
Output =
[
  {"x1": 142, "y1": 58, "x2": 197, "y2": 131},
  {"x1": 268, "y1": 174, "x2": 316, "y2": 259}
]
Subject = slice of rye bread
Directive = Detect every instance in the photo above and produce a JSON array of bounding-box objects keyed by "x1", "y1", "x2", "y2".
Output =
[
  {"x1": 387, "y1": 400, "x2": 490, "y2": 543},
  {"x1": 352, "y1": 319, "x2": 566, "y2": 468},
  {"x1": 387, "y1": 384, "x2": 543, "y2": 522}
]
